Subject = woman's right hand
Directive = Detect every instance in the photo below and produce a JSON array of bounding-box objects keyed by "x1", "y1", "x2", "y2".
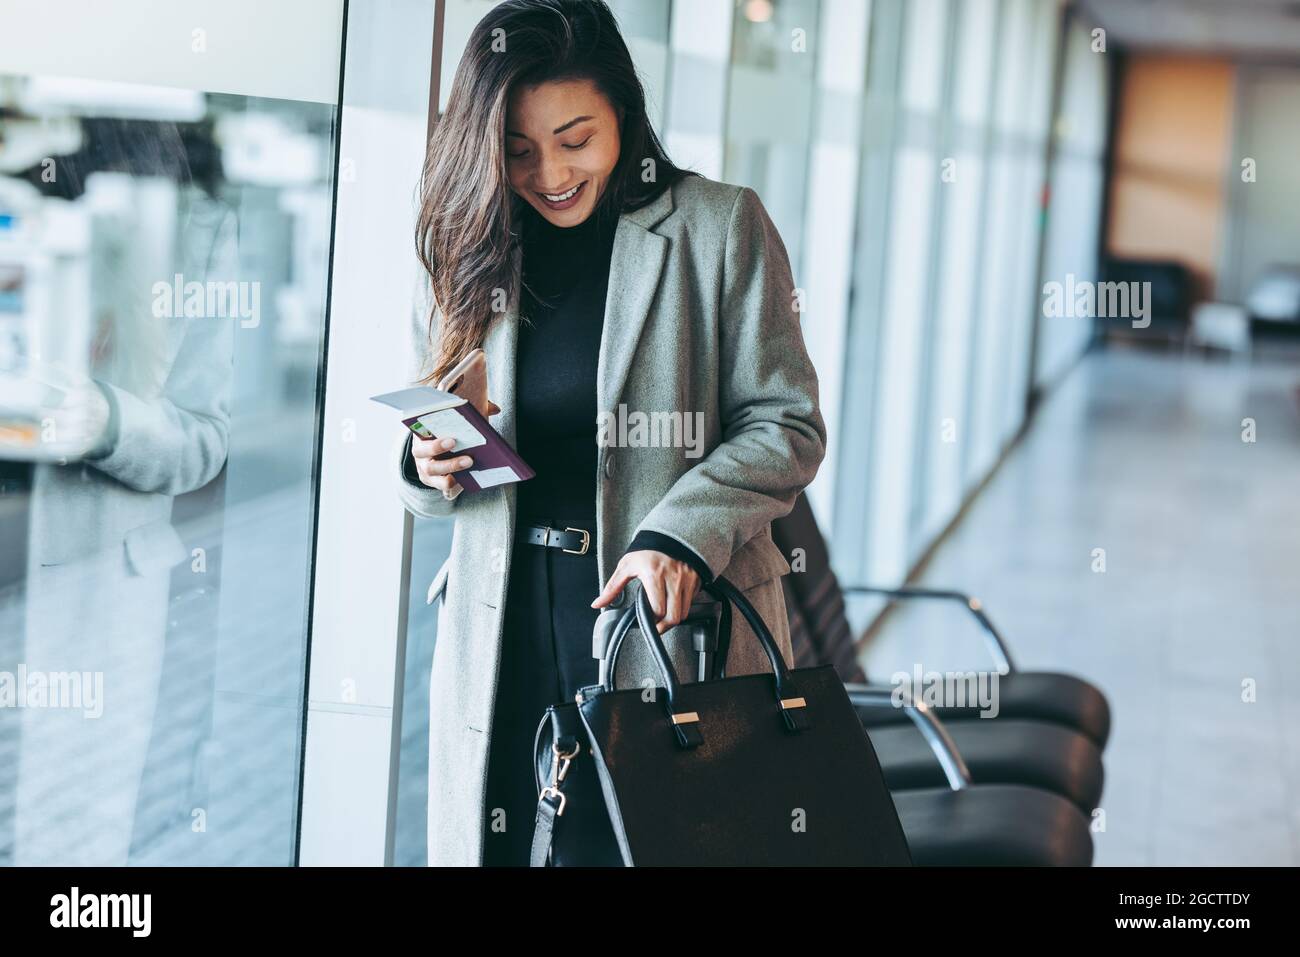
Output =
[
  {"x1": 411, "y1": 436, "x2": 475, "y2": 495},
  {"x1": 411, "y1": 397, "x2": 499, "y2": 496}
]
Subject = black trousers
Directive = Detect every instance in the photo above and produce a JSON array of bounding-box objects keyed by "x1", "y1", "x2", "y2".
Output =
[{"x1": 482, "y1": 512, "x2": 601, "y2": 867}]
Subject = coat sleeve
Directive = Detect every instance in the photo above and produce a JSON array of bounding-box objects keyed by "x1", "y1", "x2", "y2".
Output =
[
  {"x1": 631, "y1": 185, "x2": 827, "y2": 580},
  {"x1": 83, "y1": 202, "x2": 236, "y2": 495},
  {"x1": 624, "y1": 528, "x2": 714, "y2": 584},
  {"x1": 394, "y1": 271, "x2": 461, "y2": 519}
]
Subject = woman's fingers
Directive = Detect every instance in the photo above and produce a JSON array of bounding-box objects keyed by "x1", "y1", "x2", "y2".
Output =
[
  {"x1": 591, "y1": 565, "x2": 634, "y2": 608},
  {"x1": 661, "y1": 573, "x2": 701, "y2": 634},
  {"x1": 592, "y1": 554, "x2": 700, "y2": 634},
  {"x1": 640, "y1": 574, "x2": 668, "y2": 627},
  {"x1": 411, "y1": 436, "x2": 472, "y2": 491}
]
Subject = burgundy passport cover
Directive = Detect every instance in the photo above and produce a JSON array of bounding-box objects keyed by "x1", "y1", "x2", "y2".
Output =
[{"x1": 404, "y1": 399, "x2": 534, "y2": 494}]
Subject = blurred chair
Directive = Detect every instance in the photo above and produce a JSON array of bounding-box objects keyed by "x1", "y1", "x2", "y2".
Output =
[
  {"x1": 784, "y1": 588, "x2": 1094, "y2": 866},
  {"x1": 775, "y1": 492, "x2": 1111, "y2": 749},
  {"x1": 1245, "y1": 264, "x2": 1300, "y2": 344},
  {"x1": 1103, "y1": 257, "x2": 1192, "y2": 343},
  {"x1": 769, "y1": 494, "x2": 1106, "y2": 863},
  {"x1": 1189, "y1": 301, "x2": 1251, "y2": 356},
  {"x1": 770, "y1": 494, "x2": 1106, "y2": 817}
]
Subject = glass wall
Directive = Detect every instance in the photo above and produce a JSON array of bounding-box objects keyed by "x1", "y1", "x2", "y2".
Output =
[
  {"x1": 863, "y1": 0, "x2": 951, "y2": 584},
  {"x1": 917, "y1": 0, "x2": 1000, "y2": 544},
  {"x1": 722, "y1": 0, "x2": 820, "y2": 270},
  {"x1": 799, "y1": 0, "x2": 873, "y2": 521},
  {"x1": 0, "y1": 0, "x2": 344, "y2": 864},
  {"x1": 820, "y1": 0, "x2": 1106, "y2": 631},
  {"x1": 1034, "y1": 10, "x2": 1112, "y2": 391}
]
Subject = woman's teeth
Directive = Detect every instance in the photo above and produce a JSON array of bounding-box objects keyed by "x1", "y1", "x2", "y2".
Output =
[{"x1": 543, "y1": 183, "x2": 582, "y2": 202}]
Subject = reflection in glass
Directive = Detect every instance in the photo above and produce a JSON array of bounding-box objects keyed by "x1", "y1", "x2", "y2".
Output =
[{"x1": 0, "y1": 77, "x2": 335, "y2": 865}]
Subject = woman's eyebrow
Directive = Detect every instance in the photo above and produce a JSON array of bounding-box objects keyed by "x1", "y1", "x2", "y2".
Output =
[
  {"x1": 552, "y1": 114, "x2": 594, "y2": 134},
  {"x1": 506, "y1": 115, "x2": 595, "y2": 139}
]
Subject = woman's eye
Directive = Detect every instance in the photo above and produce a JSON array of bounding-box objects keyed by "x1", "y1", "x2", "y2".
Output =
[
  {"x1": 507, "y1": 150, "x2": 529, "y2": 159},
  {"x1": 562, "y1": 135, "x2": 593, "y2": 150}
]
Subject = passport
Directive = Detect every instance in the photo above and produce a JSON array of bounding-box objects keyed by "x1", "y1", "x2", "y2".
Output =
[{"x1": 371, "y1": 385, "x2": 534, "y2": 494}]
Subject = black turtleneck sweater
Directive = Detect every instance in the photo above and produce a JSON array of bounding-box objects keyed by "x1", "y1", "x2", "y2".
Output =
[{"x1": 513, "y1": 202, "x2": 711, "y2": 583}]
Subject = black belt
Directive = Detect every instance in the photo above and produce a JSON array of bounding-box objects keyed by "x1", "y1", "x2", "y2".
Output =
[{"x1": 519, "y1": 522, "x2": 592, "y2": 556}]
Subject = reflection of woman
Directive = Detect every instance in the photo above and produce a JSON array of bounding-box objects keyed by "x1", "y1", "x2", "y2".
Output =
[
  {"x1": 3, "y1": 120, "x2": 234, "y2": 865},
  {"x1": 396, "y1": 0, "x2": 826, "y2": 866}
]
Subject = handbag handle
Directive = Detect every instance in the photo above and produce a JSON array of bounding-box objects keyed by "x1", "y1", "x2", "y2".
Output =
[
  {"x1": 601, "y1": 576, "x2": 811, "y2": 741},
  {"x1": 600, "y1": 591, "x2": 727, "y2": 686}
]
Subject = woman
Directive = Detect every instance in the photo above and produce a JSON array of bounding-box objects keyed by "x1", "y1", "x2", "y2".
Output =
[{"x1": 395, "y1": 0, "x2": 826, "y2": 866}]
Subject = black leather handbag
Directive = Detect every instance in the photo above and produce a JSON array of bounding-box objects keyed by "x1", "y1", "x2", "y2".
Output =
[{"x1": 530, "y1": 575, "x2": 913, "y2": 866}]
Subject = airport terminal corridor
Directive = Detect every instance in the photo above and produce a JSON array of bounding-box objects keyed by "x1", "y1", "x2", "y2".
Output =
[
  {"x1": 3, "y1": 0, "x2": 1299, "y2": 882},
  {"x1": 863, "y1": 345, "x2": 1300, "y2": 866}
]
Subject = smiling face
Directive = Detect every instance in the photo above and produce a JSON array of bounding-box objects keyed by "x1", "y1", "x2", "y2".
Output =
[{"x1": 504, "y1": 77, "x2": 622, "y2": 228}]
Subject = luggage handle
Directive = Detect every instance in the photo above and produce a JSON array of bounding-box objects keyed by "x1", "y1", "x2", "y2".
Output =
[{"x1": 600, "y1": 577, "x2": 810, "y2": 746}]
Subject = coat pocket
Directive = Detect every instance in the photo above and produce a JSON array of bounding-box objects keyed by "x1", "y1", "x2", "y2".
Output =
[{"x1": 426, "y1": 556, "x2": 452, "y2": 606}]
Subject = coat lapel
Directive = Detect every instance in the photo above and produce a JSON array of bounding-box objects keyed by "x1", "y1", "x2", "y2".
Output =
[
  {"x1": 598, "y1": 186, "x2": 674, "y2": 419},
  {"x1": 485, "y1": 245, "x2": 523, "y2": 562},
  {"x1": 486, "y1": 245, "x2": 522, "y2": 450}
]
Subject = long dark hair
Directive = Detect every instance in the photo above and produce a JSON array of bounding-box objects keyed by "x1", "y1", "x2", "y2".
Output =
[{"x1": 415, "y1": 0, "x2": 694, "y2": 384}]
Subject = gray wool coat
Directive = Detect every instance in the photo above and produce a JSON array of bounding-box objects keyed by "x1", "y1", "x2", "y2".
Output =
[{"x1": 393, "y1": 173, "x2": 828, "y2": 866}]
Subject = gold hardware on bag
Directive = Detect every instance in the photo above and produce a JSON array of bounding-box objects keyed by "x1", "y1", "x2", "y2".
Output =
[
  {"x1": 780, "y1": 697, "x2": 807, "y2": 710},
  {"x1": 539, "y1": 741, "x2": 580, "y2": 816},
  {"x1": 670, "y1": 711, "x2": 700, "y2": 725}
]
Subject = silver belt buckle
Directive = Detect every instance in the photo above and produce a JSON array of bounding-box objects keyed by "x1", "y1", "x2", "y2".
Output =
[{"x1": 561, "y1": 526, "x2": 590, "y2": 555}]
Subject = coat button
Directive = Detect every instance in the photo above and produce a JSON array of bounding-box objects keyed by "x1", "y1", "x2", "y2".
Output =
[{"x1": 604, "y1": 452, "x2": 615, "y2": 479}]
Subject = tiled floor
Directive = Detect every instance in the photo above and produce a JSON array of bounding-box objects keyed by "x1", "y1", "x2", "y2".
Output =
[{"x1": 862, "y1": 345, "x2": 1300, "y2": 865}]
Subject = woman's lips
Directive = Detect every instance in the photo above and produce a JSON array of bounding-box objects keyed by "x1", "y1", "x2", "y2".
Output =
[{"x1": 536, "y1": 179, "x2": 587, "y2": 211}]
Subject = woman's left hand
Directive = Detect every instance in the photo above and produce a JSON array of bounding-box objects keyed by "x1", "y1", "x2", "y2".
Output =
[{"x1": 592, "y1": 550, "x2": 700, "y2": 635}]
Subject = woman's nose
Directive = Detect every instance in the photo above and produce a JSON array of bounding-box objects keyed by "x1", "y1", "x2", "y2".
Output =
[{"x1": 535, "y1": 152, "x2": 572, "y2": 189}]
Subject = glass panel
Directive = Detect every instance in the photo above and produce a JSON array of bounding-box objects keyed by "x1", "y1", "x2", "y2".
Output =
[
  {"x1": 916, "y1": 0, "x2": 998, "y2": 539},
  {"x1": 799, "y1": 0, "x2": 873, "y2": 524},
  {"x1": 998, "y1": 0, "x2": 1057, "y2": 439},
  {"x1": 663, "y1": 0, "x2": 733, "y2": 178},
  {"x1": 967, "y1": 0, "x2": 1034, "y2": 484},
  {"x1": 862, "y1": 0, "x2": 949, "y2": 584},
  {"x1": 301, "y1": 0, "x2": 438, "y2": 867},
  {"x1": 1035, "y1": 13, "x2": 1110, "y2": 389},
  {"x1": 829, "y1": 0, "x2": 904, "y2": 600},
  {"x1": 610, "y1": 0, "x2": 673, "y2": 129},
  {"x1": 0, "y1": 4, "x2": 343, "y2": 865},
  {"x1": 723, "y1": 0, "x2": 820, "y2": 270}
]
